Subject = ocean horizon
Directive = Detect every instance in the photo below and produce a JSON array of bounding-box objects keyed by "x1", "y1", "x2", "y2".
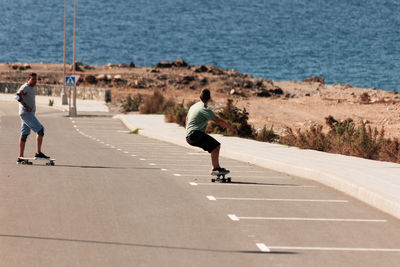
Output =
[{"x1": 1, "y1": 0, "x2": 399, "y2": 92}]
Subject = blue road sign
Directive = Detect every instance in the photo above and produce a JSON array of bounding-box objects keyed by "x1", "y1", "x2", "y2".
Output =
[{"x1": 65, "y1": 76, "x2": 76, "y2": 87}]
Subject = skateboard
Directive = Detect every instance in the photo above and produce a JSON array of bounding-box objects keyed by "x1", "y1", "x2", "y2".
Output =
[
  {"x1": 18, "y1": 157, "x2": 56, "y2": 166},
  {"x1": 211, "y1": 173, "x2": 231, "y2": 183}
]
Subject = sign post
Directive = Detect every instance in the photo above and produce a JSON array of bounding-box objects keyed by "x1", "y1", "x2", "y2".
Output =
[{"x1": 65, "y1": 75, "x2": 80, "y2": 117}]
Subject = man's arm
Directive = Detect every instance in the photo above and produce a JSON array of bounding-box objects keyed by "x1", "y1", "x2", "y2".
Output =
[
  {"x1": 211, "y1": 116, "x2": 238, "y2": 135},
  {"x1": 15, "y1": 89, "x2": 31, "y2": 112}
]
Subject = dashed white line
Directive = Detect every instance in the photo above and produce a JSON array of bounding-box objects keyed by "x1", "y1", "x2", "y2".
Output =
[
  {"x1": 267, "y1": 246, "x2": 400, "y2": 252},
  {"x1": 207, "y1": 196, "x2": 347, "y2": 203},
  {"x1": 174, "y1": 174, "x2": 182, "y2": 177},
  {"x1": 228, "y1": 214, "x2": 240, "y2": 221},
  {"x1": 207, "y1": 196, "x2": 217, "y2": 201},
  {"x1": 256, "y1": 243, "x2": 270, "y2": 253},
  {"x1": 228, "y1": 215, "x2": 386, "y2": 223}
]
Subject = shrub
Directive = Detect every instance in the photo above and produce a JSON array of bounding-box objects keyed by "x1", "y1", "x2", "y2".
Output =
[
  {"x1": 207, "y1": 99, "x2": 254, "y2": 138},
  {"x1": 280, "y1": 115, "x2": 400, "y2": 163},
  {"x1": 256, "y1": 125, "x2": 279, "y2": 143},
  {"x1": 379, "y1": 138, "x2": 400, "y2": 163},
  {"x1": 140, "y1": 90, "x2": 171, "y2": 114},
  {"x1": 280, "y1": 125, "x2": 330, "y2": 151},
  {"x1": 121, "y1": 94, "x2": 142, "y2": 113}
]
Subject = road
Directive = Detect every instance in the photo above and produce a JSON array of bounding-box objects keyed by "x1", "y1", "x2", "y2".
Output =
[{"x1": 1, "y1": 101, "x2": 400, "y2": 267}]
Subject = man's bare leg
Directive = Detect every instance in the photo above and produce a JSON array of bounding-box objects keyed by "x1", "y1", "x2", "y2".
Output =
[
  {"x1": 19, "y1": 139, "x2": 26, "y2": 158},
  {"x1": 36, "y1": 134, "x2": 43, "y2": 154},
  {"x1": 211, "y1": 145, "x2": 220, "y2": 169}
]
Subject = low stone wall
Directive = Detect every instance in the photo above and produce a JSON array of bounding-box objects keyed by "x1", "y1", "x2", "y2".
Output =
[{"x1": 0, "y1": 82, "x2": 110, "y2": 102}]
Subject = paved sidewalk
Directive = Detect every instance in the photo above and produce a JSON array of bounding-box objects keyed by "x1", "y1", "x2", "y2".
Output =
[
  {"x1": 0, "y1": 93, "x2": 109, "y2": 113},
  {"x1": 116, "y1": 113, "x2": 400, "y2": 220}
]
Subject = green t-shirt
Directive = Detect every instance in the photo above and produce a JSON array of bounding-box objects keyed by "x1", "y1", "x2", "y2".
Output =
[{"x1": 186, "y1": 101, "x2": 216, "y2": 136}]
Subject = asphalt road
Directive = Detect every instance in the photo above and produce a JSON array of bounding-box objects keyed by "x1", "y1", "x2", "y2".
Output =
[{"x1": 1, "y1": 101, "x2": 400, "y2": 267}]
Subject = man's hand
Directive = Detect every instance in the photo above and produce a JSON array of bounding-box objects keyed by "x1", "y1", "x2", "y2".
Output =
[
  {"x1": 24, "y1": 104, "x2": 32, "y2": 112},
  {"x1": 212, "y1": 116, "x2": 238, "y2": 135}
]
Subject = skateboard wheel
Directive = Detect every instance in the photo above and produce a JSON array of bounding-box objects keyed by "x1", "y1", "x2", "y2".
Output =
[
  {"x1": 227, "y1": 177, "x2": 231, "y2": 183},
  {"x1": 211, "y1": 178, "x2": 216, "y2": 183}
]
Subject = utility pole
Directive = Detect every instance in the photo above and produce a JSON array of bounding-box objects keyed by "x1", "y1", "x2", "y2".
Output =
[
  {"x1": 69, "y1": 0, "x2": 78, "y2": 117},
  {"x1": 62, "y1": 0, "x2": 68, "y2": 105}
]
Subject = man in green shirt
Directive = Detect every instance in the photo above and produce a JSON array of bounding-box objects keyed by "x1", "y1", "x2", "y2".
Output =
[{"x1": 186, "y1": 89, "x2": 237, "y2": 175}]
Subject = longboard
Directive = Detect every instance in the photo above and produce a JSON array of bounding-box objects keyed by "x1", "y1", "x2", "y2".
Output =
[
  {"x1": 18, "y1": 157, "x2": 56, "y2": 166},
  {"x1": 211, "y1": 173, "x2": 231, "y2": 183}
]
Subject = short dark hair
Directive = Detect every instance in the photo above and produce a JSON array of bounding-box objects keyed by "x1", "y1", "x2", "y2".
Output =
[
  {"x1": 200, "y1": 89, "x2": 211, "y2": 102},
  {"x1": 29, "y1": 73, "x2": 37, "y2": 78}
]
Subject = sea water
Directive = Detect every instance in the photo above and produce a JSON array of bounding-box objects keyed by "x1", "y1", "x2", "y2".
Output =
[{"x1": 1, "y1": 0, "x2": 399, "y2": 91}]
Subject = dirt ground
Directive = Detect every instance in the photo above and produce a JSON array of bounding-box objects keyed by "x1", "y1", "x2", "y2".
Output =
[{"x1": 2, "y1": 61, "x2": 400, "y2": 139}]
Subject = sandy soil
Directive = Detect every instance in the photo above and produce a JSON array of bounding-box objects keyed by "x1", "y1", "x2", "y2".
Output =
[{"x1": 2, "y1": 61, "x2": 400, "y2": 139}]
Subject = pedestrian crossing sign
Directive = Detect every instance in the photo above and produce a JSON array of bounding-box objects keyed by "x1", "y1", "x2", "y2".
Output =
[{"x1": 65, "y1": 75, "x2": 80, "y2": 87}]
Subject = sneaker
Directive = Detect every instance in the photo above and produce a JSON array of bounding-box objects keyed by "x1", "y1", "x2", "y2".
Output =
[
  {"x1": 17, "y1": 158, "x2": 24, "y2": 164},
  {"x1": 35, "y1": 152, "x2": 50, "y2": 160},
  {"x1": 211, "y1": 167, "x2": 230, "y2": 175}
]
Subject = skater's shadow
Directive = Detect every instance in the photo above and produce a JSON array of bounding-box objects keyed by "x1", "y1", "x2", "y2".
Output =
[
  {"x1": 0, "y1": 233, "x2": 297, "y2": 255},
  {"x1": 55, "y1": 164, "x2": 160, "y2": 170},
  {"x1": 230, "y1": 181, "x2": 307, "y2": 187}
]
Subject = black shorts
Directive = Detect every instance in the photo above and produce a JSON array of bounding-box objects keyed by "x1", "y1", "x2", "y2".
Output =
[{"x1": 186, "y1": 130, "x2": 220, "y2": 153}]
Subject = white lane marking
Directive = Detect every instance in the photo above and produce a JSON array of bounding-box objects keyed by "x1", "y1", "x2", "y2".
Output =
[
  {"x1": 149, "y1": 163, "x2": 156, "y2": 166},
  {"x1": 117, "y1": 148, "x2": 122, "y2": 151},
  {"x1": 106, "y1": 144, "x2": 110, "y2": 146},
  {"x1": 161, "y1": 168, "x2": 167, "y2": 171},
  {"x1": 111, "y1": 146, "x2": 116, "y2": 148},
  {"x1": 209, "y1": 197, "x2": 348, "y2": 203},
  {"x1": 207, "y1": 196, "x2": 217, "y2": 201},
  {"x1": 189, "y1": 182, "x2": 198, "y2": 186},
  {"x1": 173, "y1": 174, "x2": 182, "y2": 177},
  {"x1": 71, "y1": 120, "x2": 75, "y2": 123},
  {"x1": 124, "y1": 151, "x2": 129, "y2": 154},
  {"x1": 117, "y1": 130, "x2": 130, "y2": 133},
  {"x1": 228, "y1": 214, "x2": 240, "y2": 221},
  {"x1": 189, "y1": 182, "x2": 316, "y2": 188},
  {"x1": 237, "y1": 217, "x2": 386, "y2": 223},
  {"x1": 256, "y1": 243, "x2": 270, "y2": 253},
  {"x1": 267, "y1": 246, "x2": 400, "y2": 252},
  {"x1": 73, "y1": 125, "x2": 77, "y2": 128},
  {"x1": 131, "y1": 155, "x2": 137, "y2": 157},
  {"x1": 140, "y1": 158, "x2": 146, "y2": 161}
]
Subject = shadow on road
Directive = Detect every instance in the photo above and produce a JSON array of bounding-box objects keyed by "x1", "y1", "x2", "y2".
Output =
[
  {"x1": 0, "y1": 233, "x2": 297, "y2": 255},
  {"x1": 229, "y1": 181, "x2": 308, "y2": 187},
  {"x1": 46, "y1": 164, "x2": 161, "y2": 170}
]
